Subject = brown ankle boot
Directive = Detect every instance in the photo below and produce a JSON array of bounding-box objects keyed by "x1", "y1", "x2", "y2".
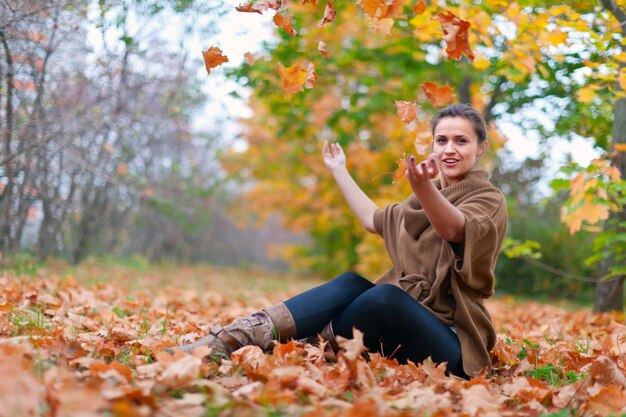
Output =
[{"x1": 168, "y1": 303, "x2": 296, "y2": 358}]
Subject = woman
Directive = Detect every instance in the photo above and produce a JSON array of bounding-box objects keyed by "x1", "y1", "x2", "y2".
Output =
[{"x1": 171, "y1": 103, "x2": 507, "y2": 378}]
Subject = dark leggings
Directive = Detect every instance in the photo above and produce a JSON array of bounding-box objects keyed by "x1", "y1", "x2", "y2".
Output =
[{"x1": 284, "y1": 271, "x2": 467, "y2": 378}]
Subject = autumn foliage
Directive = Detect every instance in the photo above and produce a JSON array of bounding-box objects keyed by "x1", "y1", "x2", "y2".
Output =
[{"x1": 1, "y1": 263, "x2": 625, "y2": 416}]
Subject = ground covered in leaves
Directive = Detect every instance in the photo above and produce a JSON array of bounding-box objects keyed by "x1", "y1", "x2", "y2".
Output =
[{"x1": 1, "y1": 260, "x2": 625, "y2": 417}]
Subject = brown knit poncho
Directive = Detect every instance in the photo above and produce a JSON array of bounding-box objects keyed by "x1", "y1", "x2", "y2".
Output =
[{"x1": 373, "y1": 169, "x2": 507, "y2": 376}]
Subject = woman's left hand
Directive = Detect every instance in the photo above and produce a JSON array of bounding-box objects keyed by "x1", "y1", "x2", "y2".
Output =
[{"x1": 406, "y1": 154, "x2": 438, "y2": 191}]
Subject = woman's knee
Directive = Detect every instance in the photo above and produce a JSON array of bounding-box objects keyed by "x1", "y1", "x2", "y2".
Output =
[
  {"x1": 335, "y1": 271, "x2": 373, "y2": 289},
  {"x1": 356, "y1": 284, "x2": 407, "y2": 312}
]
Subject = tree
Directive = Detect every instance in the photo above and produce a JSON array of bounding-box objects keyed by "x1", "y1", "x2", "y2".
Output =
[{"x1": 223, "y1": 0, "x2": 626, "y2": 311}]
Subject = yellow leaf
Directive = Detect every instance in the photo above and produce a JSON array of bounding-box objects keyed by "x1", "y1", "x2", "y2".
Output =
[
  {"x1": 548, "y1": 29, "x2": 568, "y2": 47},
  {"x1": 366, "y1": 16, "x2": 394, "y2": 35},
  {"x1": 577, "y1": 86, "x2": 597, "y2": 103},
  {"x1": 473, "y1": 55, "x2": 490, "y2": 70}
]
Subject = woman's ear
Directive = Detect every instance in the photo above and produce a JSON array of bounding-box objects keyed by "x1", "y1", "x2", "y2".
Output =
[{"x1": 477, "y1": 141, "x2": 488, "y2": 158}]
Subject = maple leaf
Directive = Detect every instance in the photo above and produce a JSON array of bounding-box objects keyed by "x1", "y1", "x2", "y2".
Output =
[
  {"x1": 393, "y1": 153, "x2": 407, "y2": 183},
  {"x1": 413, "y1": 0, "x2": 426, "y2": 15},
  {"x1": 415, "y1": 130, "x2": 433, "y2": 155},
  {"x1": 244, "y1": 52, "x2": 255, "y2": 66},
  {"x1": 318, "y1": 41, "x2": 331, "y2": 59},
  {"x1": 422, "y1": 81, "x2": 454, "y2": 107},
  {"x1": 336, "y1": 328, "x2": 368, "y2": 362},
  {"x1": 274, "y1": 13, "x2": 298, "y2": 36},
  {"x1": 357, "y1": 0, "x2": 404, "y2": 19},
  {"x1": 435, "y1": 10, "x2": 475, "y2": 61},
  {"x1": 319, "y1": 0, "x2": 336, "y2": 27},
  {"x1": 202, "y1": 46, "x2": 229, "y2": 75},
  {"x1": 395, "y1": 101, "x2": 418, "y2": 124},
  {"x1": 278, "y1": 62, "x2": 317, "y2": 94}
]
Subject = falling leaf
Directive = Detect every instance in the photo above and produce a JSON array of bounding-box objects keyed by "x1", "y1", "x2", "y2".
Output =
[
  {"x1": 117, "y1": 164, "x2": 128, "y2": 176},
  {"x1": 274, "y1": 13, "x2": 298, "y2": 36},
  {"x1": 244, "y1": 52, "x2": 255, "y2": 66},
  {"x1": 278, "y1": 62, "x2": 308, "y2": 94},
  {"x1": 393, "y1": 154, "x2": 407, "y2": 183},
  {"x1": 366, "y1": 16, "x2": 394, "y2": 35},
  {"x1": 395, "y1": 101, "x2": 418, "y2": 124},
  {"x1": 415, "y1": 130, "x2": 433, "y2": 155},
  {"x1": 202, "y1": 46, "x2": 229, "y2": 75},
  {"x1": 303, "y1": 0, "x2": 317, "y2": 4},
  {"x1": 615, "y1": 143, "x2": 626, "y2": 152},
  {"x1": 357, "y1": 0, "x2": 404, "y2": 19},
  {"x1": 318, "y1": 41, "x2": 331, "y2": 59},
  {"x1": 305, "y1": 62, "x2": 319, "y2": 88},
  {"x1": 319, "y1": 0, "x2": 336, "y2": 27},
  {"x1": 435, "y1": 10, "x2": 475, "y2": 61},
  {"x1": 422, "y1": 81, "x2": 454, "y2": 107},
  {"x1": 235, "y1": 2, "x2": 263, "y2": 13},
  {"x1": 413, "y1": 0, "x2": 426, "y2": 15}
]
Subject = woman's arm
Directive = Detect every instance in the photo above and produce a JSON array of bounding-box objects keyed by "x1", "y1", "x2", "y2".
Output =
[
  {"x1": 322, "y1": 140, "x2": 379, "y2": 233},
  {"x1": 406, "y1": 155, "x2": 465, "y2": 242}
]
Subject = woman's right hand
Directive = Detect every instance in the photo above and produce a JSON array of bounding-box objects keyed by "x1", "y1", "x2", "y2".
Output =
[{"x1": 322, "y1": 140, "x2": 347, "y2": 173}]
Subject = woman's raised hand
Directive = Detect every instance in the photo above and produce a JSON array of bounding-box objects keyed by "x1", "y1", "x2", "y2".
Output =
[
  {"x1": 406, "y1": 154, "x2": 439, "y2": 190},
  {"x1": 322, "y1": 140, "x2": 347, "y2": 172}
]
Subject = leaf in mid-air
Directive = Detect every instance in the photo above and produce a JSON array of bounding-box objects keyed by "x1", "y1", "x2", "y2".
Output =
[
  {"x1": 274, "y1": 13, "x2": 298, "y2": 36},
  {"x1": 435, "y1": 10, "x2": 474, "y2": 61},
  {"x1": 395, "y1": 101, "x2": 417, "y2": 124},
  {"x1": 393, "y1": 154, "x2": 407, "y2": 183},
  {"x1": 422, "y1": 82, "x2": 454, "y2": 107},
  {"x1": 413, "y1": 0, "x2": 426, "y2": 15},
  {"x1": 318, "y1": 41, "x2": 331, "y2": 59},
  {"x1": 319, "y1": 0, "x2": 336, "y2": 27},
  {"x1": 357, "y1": 0, "x2": 404, "y2": 19},
  {"x1": 202, "y1": 46, "x2": 228, "y2": 75},
  {"x1": 244, "y1": 52, "x2": 255, "y2": 66}
]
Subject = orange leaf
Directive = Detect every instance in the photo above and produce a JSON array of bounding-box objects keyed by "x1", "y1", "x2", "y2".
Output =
[
  {"x1": 615, "y1": 143, "x2": 626, "y2": 152},
  {"x1": 278, "y1": 62, "x2": 307, "y2": 94},
  {"x1": 319, "y1": 0, "x2": 336, "y2": 27},
  {"x1": 318, "y1": 41, "x2": 331, "y2": 59},
  {"x1": 274, "y1": 13, "x2": 297, "y2": 36},
  {"x1": 393, "y1": 154, "x2": 407, "y2": 183},
  {"x1": 244, "y1": 52, "x2": 255, "y2": 66},
  {"x1": 357, "y1": 0, "x2": 404, "y2": 19},
  {"x1": 435, "y1": 10, "x2": 474, "y2": 61},
  {"x1": 366, "y1": 16, "x2": 394, "y2": 35},
  {"x1": 202, "y1": 46, "x2": 229, "y2": 75},
  {"x1": 413, "y1": 0, "x2": 426, "y2": 15},
  {"x1": 395, "y1": 101, "x2": 417, "y2": 124},
  {"x1": 302, "y1": 0, "x2": 317, "y2": 4},
  {"x1": 422, "y1": 81, "x2": 454, "y2": 107}
]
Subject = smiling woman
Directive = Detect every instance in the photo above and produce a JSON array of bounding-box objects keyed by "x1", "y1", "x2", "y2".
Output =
[{"x1": 170, "y1": 103, "x2": 509, "y2": 379}]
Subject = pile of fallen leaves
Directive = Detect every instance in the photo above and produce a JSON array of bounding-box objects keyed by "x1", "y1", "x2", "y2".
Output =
[{"x1": 0, "y1": 262, "x2": 625, "y2": 416}]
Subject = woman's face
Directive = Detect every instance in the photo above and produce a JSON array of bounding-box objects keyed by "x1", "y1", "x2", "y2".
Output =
[{"x1": 432, "y1": 117, "x2": 486, "y2": 186}]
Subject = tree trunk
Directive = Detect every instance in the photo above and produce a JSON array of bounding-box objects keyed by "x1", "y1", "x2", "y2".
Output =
[
  {"x1": 0, "y1": 30, "x2": 15, "y2": 258},
  {"x1": 594, "y1": 0, "x2": 626, "y2": 312}
]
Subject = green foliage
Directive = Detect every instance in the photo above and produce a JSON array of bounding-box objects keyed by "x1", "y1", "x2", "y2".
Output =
[{"x1": 502, "y1": 238, "x2": 542, "y2": 260}]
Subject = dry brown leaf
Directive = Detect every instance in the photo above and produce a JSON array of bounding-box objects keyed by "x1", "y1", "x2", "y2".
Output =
[
  {"x1": 435, "y1": 10, "x2": 475, "y2": 61},
  {"x1": 318, "y1": 41, "x2": 331, "y2": 59},
  {"x1": 395, "y1": 101, "x2": 417, "y2": 124},
  {"x1": 319, "y1": 0, "x2": 336, "y2": 27},
  {"x1": 274, "y1": 13, "x2": 298, "y2": 36},
  {"x1": 202, "y1": 46, "x2": 229, "y2": 75},
  {"x1": 422, "y1": 81, "x2": 454, "y2": 107},
  {"x1": 244, "y1": 51, "x2": 255, "y2": 66}
]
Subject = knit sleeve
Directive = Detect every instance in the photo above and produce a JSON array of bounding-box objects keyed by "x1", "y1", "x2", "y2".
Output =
[{"x1": 451, "y1": 190, "x2": 507, "y2": 294}]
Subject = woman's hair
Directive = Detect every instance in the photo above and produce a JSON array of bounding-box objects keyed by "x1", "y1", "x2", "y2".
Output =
[{"x1": 430, "y1": 104, "x2": 488, "y2": 143}]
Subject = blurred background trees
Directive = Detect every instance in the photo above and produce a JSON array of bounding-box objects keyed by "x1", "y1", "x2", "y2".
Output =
[{"x1": 1, "y1": 0, "x2": 624, "y2": 309}]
